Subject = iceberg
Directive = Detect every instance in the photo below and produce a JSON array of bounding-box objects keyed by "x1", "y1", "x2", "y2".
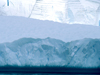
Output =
[
  {"x1": 0, "y1": 37, "x2": 100, "y2": 67},
  {"x1": 0, "y1": 0, "x2": 100, "y2": 71},
  {"x1": 0, "y1": 0, "x2": 100, "y2": 26}
]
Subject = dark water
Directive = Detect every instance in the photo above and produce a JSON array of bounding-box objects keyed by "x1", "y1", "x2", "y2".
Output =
[{"x1": 0, "y1": 66, "x2": 99, "y2": 75}]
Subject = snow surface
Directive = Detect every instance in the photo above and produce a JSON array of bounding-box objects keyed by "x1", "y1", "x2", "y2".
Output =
[
  {"x1": 0, "y1": 16, "x2": 100, "y2": 43},
  {"x1": 0, "y1": 0, "x2": 100, "y2": 26},
  {"x1": 0, "y1": 37, "x2": 100, "y2": 67}
]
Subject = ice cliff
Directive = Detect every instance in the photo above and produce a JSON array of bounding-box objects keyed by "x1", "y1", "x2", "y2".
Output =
[
  {"x1": 0, "y1": 38, "x2": 100, "y2": 68},
  {"x1": 0, "y1": 0, "x2": 100, "y2": 26}
]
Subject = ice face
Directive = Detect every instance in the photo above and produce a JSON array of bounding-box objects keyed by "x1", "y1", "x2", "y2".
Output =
[
  {"x1": 0, "y1": 0, "x2": 100, "y2": 26},
  {"x1": 0, "y1": 37, "x2": 100, "y2": 67}
]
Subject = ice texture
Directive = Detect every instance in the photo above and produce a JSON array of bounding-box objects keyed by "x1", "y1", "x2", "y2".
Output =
[
  {"x1": 0, "y1": 0, "x2": 100, "y2": 26},
  {"x1": 0, "y1": 38, "x2": 100, "y2": 67}
]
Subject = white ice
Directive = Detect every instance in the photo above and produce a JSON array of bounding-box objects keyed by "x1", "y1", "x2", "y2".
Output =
[{"x1": 0, "y1": 0, "x2": 100, "y2": 26}]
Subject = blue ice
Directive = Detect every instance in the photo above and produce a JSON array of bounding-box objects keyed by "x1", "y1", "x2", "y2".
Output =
[{"x1": 7, "y1": 0, "x2": 9, "y2": 6}]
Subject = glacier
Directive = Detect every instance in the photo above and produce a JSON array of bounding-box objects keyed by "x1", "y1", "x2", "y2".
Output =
[
  {"x1": 0, "y1": 0, "x2": 100, "y2": 26},
  {"x1": 0, "y1": 37, "x2": 100, "y2": 67}
]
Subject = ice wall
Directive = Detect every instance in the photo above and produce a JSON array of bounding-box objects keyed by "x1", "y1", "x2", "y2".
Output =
[
  {"x1": 0, "y1": 0, "x2": 100, "y2": 26},
  {"x1": 0, "y1": 37, "x2": 100, "y2": 67}
]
